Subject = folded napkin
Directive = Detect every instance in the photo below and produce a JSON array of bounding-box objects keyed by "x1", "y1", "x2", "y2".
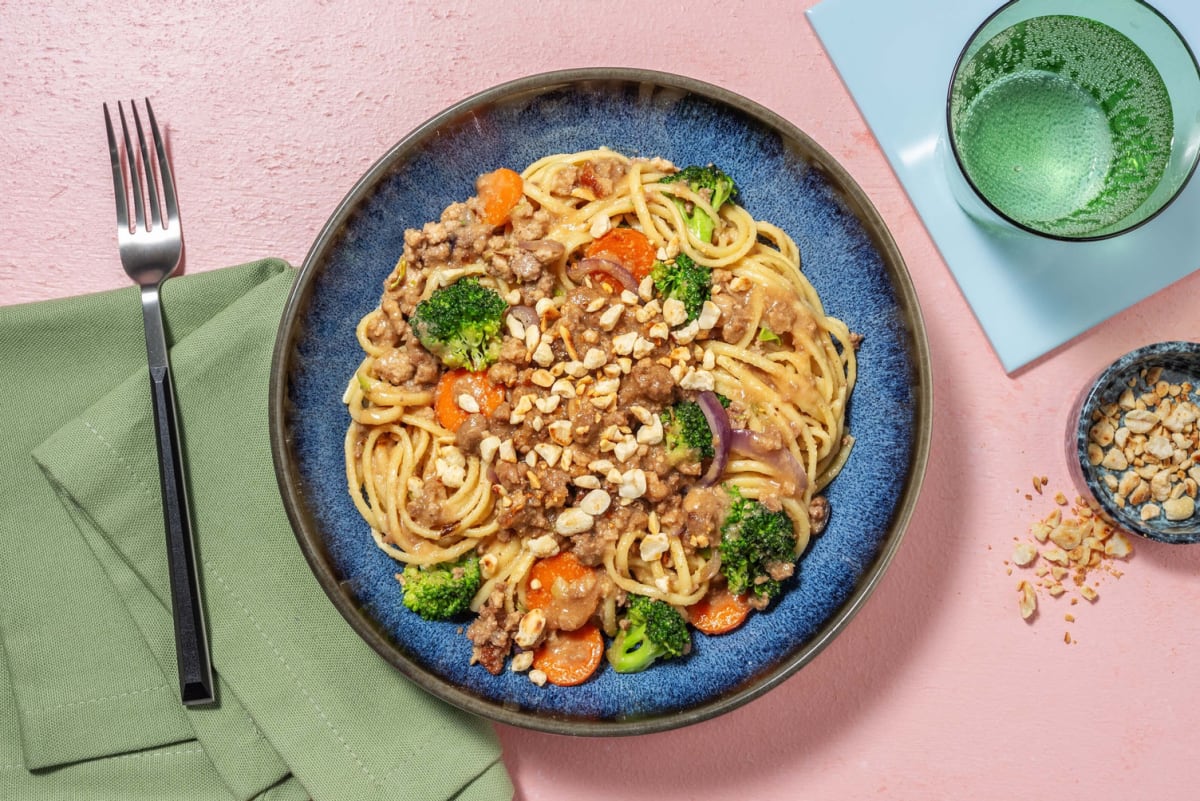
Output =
[{"x1": 0, "y1": 260, "x2": 512, "y2": 801}]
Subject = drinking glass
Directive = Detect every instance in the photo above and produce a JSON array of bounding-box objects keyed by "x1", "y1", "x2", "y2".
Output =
[{"x1": 946, "y1": 0, "x2": 1200, "y2": 240}]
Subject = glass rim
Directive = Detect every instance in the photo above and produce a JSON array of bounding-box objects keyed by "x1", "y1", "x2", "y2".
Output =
[{"x1": 944, "y1": 0, "x2": 1200, "y2": 242}]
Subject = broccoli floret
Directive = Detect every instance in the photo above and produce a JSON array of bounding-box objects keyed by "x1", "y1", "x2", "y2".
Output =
[
  {"x1": 661, "y1": 400, "x2": 715, "y2": 464},
  {"x1": 399, "y1": 554, "x2": 482, "y2": 620},
  {"x1": 651, "y1": 253, "x2": 711, "y2": 324},
  {"x1": 606, "y1": 594, "x2": 691, "y2": 673},
  {"x1": 409, "y1": 277, "x2": 507, "y2": 371},
  {"x1": 719, "y1": 486, "x2": 797, "y2": 604},
  {"x1": 659, "y1": 164, "x2": 740, "y2": 244}
]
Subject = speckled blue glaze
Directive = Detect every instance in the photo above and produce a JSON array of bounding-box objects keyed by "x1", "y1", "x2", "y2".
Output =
[
  {"x1": 1071, "y1": 341, "x2": 1200, "y2": 544},
  {"x1": 272, "y1": 69, "x2": 931, "y2": 734}
]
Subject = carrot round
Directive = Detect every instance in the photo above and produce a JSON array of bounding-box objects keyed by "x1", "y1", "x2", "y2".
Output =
[
  {"x1": 533, "y1": 623, "x2": 604, "y2": 686},
  {"x1": 525, "y1": 552, "x2": 590, "y2": 611},
  {"x1": 433, "y1": 369, "x2": 504, "y2": 432},
  {"x1": 689, "y1": 586, "x2": 751, "y2": 635},
  {"x1": 585, "y1": 227, "x2": 657, "y2": 282},
  {"x1": 476, "y1": 167, "x2": 524, "y2": 227}
]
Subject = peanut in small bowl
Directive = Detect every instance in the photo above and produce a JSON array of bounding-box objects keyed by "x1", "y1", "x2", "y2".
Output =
[{"x1": 1070, "y1": 341, "x2": 1200, "y2": 544}]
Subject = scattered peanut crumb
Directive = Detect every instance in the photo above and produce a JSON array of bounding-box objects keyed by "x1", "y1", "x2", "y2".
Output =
[
  {"x1": 1017, "y1": 580, "x2": 1037, "y2": 620},
  {"x1": 1009, "y1": 481, "x2": 1134, "y2": 639}
]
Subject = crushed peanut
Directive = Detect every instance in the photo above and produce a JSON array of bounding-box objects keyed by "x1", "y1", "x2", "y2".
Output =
[
  {"x1": 1007, "y1": 483, "x2": 1134, "y2": 638},
  {"x1": 1086, "y1": 366, "x2": 1200, "y2": 530}
]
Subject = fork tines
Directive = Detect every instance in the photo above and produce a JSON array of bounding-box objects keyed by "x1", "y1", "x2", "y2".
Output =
[{"x1": 104, "y1": 99, "x2": 178, "y2": 237}]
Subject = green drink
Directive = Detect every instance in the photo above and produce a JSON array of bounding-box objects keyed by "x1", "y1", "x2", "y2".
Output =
[
  {"x1": 956, "y1": 68, "x2": 1117, "y2": 225},
  {"x1": 947, "y1": 7, "x2": 1194, "y2": 240}
]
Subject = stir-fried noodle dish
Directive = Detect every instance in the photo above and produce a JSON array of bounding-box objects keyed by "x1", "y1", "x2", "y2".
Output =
[{"x1": 344, "y1": 149, "x2": 858, "y2": 686}]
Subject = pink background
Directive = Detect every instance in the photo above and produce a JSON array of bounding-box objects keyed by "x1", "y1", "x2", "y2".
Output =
[{"x1": 4, "y1": 1, "x2": 1199, "y2": 798}]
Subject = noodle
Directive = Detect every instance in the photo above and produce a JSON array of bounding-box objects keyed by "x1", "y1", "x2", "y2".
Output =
[{"x1": 343, "y1": 148, "x2": 857, "y2": 682}]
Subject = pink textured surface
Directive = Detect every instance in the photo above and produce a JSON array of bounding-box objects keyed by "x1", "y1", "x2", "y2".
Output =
[{"x1": 4, "y1": 1, "x2": 1200, "y2": 799}]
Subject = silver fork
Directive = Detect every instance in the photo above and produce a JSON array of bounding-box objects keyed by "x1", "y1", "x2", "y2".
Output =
[{"x1": 104, "y1": 99, "x2": 214, "y2": 706}]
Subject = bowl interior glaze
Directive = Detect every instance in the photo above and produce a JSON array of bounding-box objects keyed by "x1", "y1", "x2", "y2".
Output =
[{"x1": 270, "y1": 68, "x2": 932, "y2": 735}]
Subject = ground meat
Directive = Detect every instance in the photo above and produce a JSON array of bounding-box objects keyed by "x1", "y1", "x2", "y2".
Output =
[
  {"x1": 510, "y1": 201, "x2": 553, "y2": 242},
  {"x1": 381, "y1": 272, "x2": 427, "y2": 321},
  {"x1": 466, "y1": 587, "x2": 520, "y2": 675},
  {"x1": 579, "y1": 159, "x2": 627, "y2": 199},
  {"x1": 372, "y1": 347, "x2": 416, "y2": 384},
  {"x1": 510, "y1": 249, "x2": 543, "y2": 282},
  {"x1": 766, "y1": 560, "x2": 795, "y2": 582},
  {"x1": 454, "y1": 414, "x2": 493, "y2": 453},
  {"x1": 682, "y1": 486, "x2": 728, "y2": 549},
  {"x1": 571, "y1": 517, "x2": 619, "y2": 566},
  {"x1": 641, "y1": 448, "x2": 686, "y2": 503},
  {"x1": 372, "y1": 340, "x2": 439, "y2": 389},
  {"x1": 762, "y1": 290, "x2": 798, "y2": 336},
  {"x1": 547, "y1": 165, "x2": 579, "y2": 196},
  {"x1": 404, "y1": 203, "x2": 492, "y2": 282},
  {"x1": 561, "y1": 285, "x2": 606, "y2": 326},
  {"x1": 535, "y1": 467, "x2": 571, "y2": 510},
  {"x1": 496, "y1": 491, "x2": 552, "y2": 534},
  {"x1": 518, "y1": 238, "x2": 565, "y2": 266},
  {"x1": 497, "y1": 336, "x2": 528, "y2": 366},
  {"x1": 654, "y1": 493, "x2": 685, "y2": 535},
  {"x1": 408, "y1": 480, "x2": 450, "y2": 529},
  {"x1": 712, "y1": 289, "x2": 753, "y2": 343},
  {"x1": 493, "y1": 461, "x2": 524, "y2": 491},
  {"x1": 410, "y1": 343, "x2": 440, "y2": 386},
  {"x1": 808, "y1": 495, "x2": 830, "y2": 535},
  {"x1": 538, "y1": 567, "x2": 601, "y2": 632},
  {"x1": 566, "y1": 402, "x2": 603, "y2": 447},
  {"x1": 487, "y1": 360, "x2": 519, "y2": 387},
  {"x1": 620, "y1": 360, "x2": 675, "y2": 406},
  {"x1": 521, "y1": 271, "x2": 558, "y2": 306},
  {"x1": 365, "y1": 312, "x2": 398, "y2": 348}
]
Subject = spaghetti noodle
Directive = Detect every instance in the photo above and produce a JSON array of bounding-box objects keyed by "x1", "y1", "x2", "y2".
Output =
[{"x1": 344, "y1": 148, "x2": 856, "y2": 684}]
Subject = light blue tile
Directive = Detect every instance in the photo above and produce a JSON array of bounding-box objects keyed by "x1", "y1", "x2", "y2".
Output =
[{"x1": 809, "y1": 0, "x2": 1200, "y2": 372}]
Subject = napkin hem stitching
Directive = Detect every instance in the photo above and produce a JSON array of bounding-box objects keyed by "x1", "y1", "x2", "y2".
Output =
[
  {"x1": 77, "y1": 418, "x2": 386, "y2": 786},
  {"x1": 105, "y1": 744, "x2": 205, "y2": 762},
  {"x1": 83, "y1": 420, "x2": 155, "y2": 498},
  {"x1": 203, "y1": 566, "x2": 385, "y2": 786},
  {"x1": 0, "y1": 744, "x2": 206, "y2": 774},
  {"x1": 26, "y1": 682, "x2": 171, "y2": 714}
]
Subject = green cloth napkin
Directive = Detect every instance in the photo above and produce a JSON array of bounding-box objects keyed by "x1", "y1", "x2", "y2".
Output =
[{"x1": 0, "y1": 260, "x2": 512, "y2": 801}]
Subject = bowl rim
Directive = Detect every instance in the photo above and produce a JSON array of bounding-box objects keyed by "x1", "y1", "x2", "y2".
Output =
[
  {"x1": 1073, "y1": 340, "x2": 1200, "y2": 544},
  {"x1": 268, "y1": 66, "x2": 934, "y2": 735}
]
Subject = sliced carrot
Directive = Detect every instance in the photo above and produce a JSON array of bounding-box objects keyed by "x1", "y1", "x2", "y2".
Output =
[
  {"x1": 585, "y1": 227, "x2": 657, "y2": 282},
  {"x1": 533, "y1": 622, "x2": 604, "y2": 686},
  {"x1": 525, "y1": 552, "x2": 590, "y2": 611},
  {"x1": 433, "y1": 369, "x2": 504, "y2": 432},
  {"x1": 476, "y1": 167, "x2": 524, "y2": 227},
  {"x1": 688, "y1": 586, "x2": 751, "y2": 635}
]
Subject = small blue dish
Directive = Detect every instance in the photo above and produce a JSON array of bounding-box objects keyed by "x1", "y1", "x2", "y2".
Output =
[
  {"x1": 1071, "y1": 341, "x2": 1200, "y2": 544},
  {"x1": 269, "y1": 68, "x2": 932, "y2": 735}
]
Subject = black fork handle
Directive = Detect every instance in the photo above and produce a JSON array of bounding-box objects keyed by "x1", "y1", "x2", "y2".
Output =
[{"x1": 142, "y1": 286, "x2": 214, "y2": 705}]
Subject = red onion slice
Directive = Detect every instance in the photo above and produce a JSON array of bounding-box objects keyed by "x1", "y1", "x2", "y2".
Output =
[
  {"x1": 697, "y1": 390, "x2": 732, "y2": 487},
  {"x1": 728, "y1": 429, "x2": 809, "y2": 496},
  {"x1": 506, "y1": 304, "x2": 539, "y2": 330},
  {"x1": 517, "y1": 239, "x2": 566, "y2": 262},
  {"x1": 566, "y1": 257, "x2": 638, "y2": 292}
]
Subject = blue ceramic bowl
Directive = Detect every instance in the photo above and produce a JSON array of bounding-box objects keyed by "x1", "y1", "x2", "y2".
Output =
[
  {"x1": 1070, "y1": 341, "x2": 1200, "y2": 544},
  {"x1": 269, "y1": 68, "x2": 932, "y2": 735}
]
